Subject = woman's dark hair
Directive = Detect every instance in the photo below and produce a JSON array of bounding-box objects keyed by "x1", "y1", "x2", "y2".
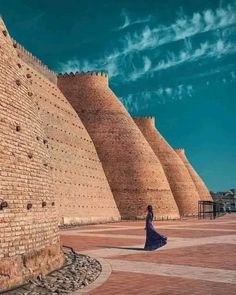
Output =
[
  {"x1": 147, "y1": 205, "x2": 154, "y2": 220},
  {"x1": 147, "y1": 205, "x2": 153, "y2": 212}
]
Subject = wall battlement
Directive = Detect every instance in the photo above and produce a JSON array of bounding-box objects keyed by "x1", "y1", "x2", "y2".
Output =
[
  {"x1": 132, "y1": 116, "x2": 155, "y2": 119},
  {"x1": 58, "y1": 74, "x2": 180, "y2": 220},
  {"x1": 132, "y1": 116, "x2": 156, "y2": 128},
  {"x1": 12, "y1": 38, "x2": 57, "y2": 84},
  {"x1": 58, "y1": 71, "x2": 109, "y2": 88},
  {"x1": 58, "y1": 71, "x2": 108, "y2": 77},
  {"x1": 175, "y1": 148, "x2": 185, "y2": 153}
]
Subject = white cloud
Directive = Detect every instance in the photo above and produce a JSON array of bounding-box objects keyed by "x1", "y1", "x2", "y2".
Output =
[
  {"x1": 58, "y1": 36, "x2": 235, "y2": 82},
  {"x1": 58, "y1": 52, "x2": 121, "y2": 78},
  {"x1": 121, "y1": 84, "x2": 194, "y2": 112},
  {"x1": 222, "y1": 78, "x2": 227, "y2": 83},
  {"x1": 179, "y1": 63, "x2": 236, "y2": 82},
  {"x1": 57, "y1": 59, "x2": 97, "y2": 73},
  {"x1": 128, "y1": 56, "x2": 152, "y2": 81},
  {"x1": 119, "y1": 2, "x2": 236, "y2": 57},
  {"x1": 165, "y1": 87, "x2": 172, "y2": 96},
  {"x1": 58, "y1": 2, "x2": 236, "y2": 82},
  {"x1": 231, "y1": 71, "x2": 236, "y2": 79},
  {"x1": 151, "y1": 38, "x2": 236, "y2": 74},
  {"x1": 117, "y1": 10, "x2": 152, "y2": 31},
  {"x1": 120, "y1": 94, "x2": 139, "y2": 113}
]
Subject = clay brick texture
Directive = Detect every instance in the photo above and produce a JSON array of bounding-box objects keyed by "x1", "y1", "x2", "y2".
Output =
[
  {"x1": 58, "y1": 73, "x2": 180, "y2": 220},
  {"x1": 0, "y1": 18, "x2": 64, "y2": 290},
  {"x1": 14, "y1": 40, "x2": 120, "y2": 226},
  {"x1": 175, "y1": 149, "x2": 212, "y2": 201},
  {"x1": 0, "y1": 16, "x2": 212, "y2": 291},
  {"x1": 133, "y1": 117, "x2": 201, "y2": 216}
]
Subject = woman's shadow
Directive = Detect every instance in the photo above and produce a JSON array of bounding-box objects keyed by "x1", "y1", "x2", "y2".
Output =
[{"x1": 97, "y1": 246, "x2": 145, "y2": 251}]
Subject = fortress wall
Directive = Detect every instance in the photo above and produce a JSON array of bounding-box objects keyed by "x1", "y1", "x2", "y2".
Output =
[
  {"x1": 175, "y1": 149, "x2": 212, "y2": 201},
  {"x1": 58, "y1": 73, "x2": 180, "y2": 220},
  {"x1": 12, "y1": 39, "x2": 57, "y2": 84},
  {"x1": 0, "y1": 18, "x2": 64, "y2": 290},
  {"x1": 133, "y1": 117, "x2": 200, "y2": 216},
  {"x1": 18, "y1": 62, "x2": 120, "y2": 225}
]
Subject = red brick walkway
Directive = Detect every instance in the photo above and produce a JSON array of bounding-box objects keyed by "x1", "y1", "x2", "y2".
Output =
[{"x1": 61, "y1": 214, "x2": 236, "y2": 295}]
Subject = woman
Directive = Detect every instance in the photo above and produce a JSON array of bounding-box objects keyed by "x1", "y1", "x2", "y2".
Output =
[{"x1": 144, "y1": 205, "x2": 167, "y2": 251}]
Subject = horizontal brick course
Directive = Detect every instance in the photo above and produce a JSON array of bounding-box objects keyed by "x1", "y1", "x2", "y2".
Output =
[
  {"x1": 175, "y1": 148, "x2": 212, "y2": 201},
  {"x1": 58, "y1": 74, "x2": 180, "y2": 220},
  {"x1": 0, "y1": 17, "x2": 64, "y2": 291},
  {"x1": 133, "y1": 117, "x2": 201, "y2": 216},
  {"x1": 16, "y1": 39, "x2": 120, "y2": 226}
]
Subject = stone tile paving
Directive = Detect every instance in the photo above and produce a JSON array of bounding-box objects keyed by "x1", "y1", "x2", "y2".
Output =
[
  {"x1": 61, "y1": 235, "x2": 142, "y2": 251},
  {"x1": 74, "y1": 234, "x2": 236, "y2": 259},
  {"x1": 61, "y1": 214, "x2": 236, "y2": 294},
  {"x1": 186, "y1": 223, "x2": 236, "y2": 229},
  {"x1": 90, "y1": 228, "x2": 236, "y2": 237},
  {"x1": 88, "y1": 271, "x2": 236, "y2": 295},
  {"x1": 107, "y1": 259, "x2": 236, "y2": 284},
  {"x1": 110, "y1": 243, "x2": 236, "y2": 270},
  {"x1": 157, "y1": 228, "x2": 236, "y2": 238}
]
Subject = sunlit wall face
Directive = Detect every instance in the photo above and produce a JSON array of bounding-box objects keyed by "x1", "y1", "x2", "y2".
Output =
[{"x1": 0, "y1": 0, "x2": 235, "y2": 191}]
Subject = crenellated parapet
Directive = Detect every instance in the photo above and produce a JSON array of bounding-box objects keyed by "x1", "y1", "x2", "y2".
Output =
[
  {"x1": 58, "y1": 71, "x2": 108, "y2": 77},
  {"x1": 132, "y1": 116, "x2": 156, "y2": 128},
  {"x1": 11, "y1": 38, "x2": 57, "y2": 84},
  {"x1": 58, "y1": 68, "x2": 180, "y2": 220},
  {"x1": 175, "y1": 148, "x2": 185, "y2": 153},
  {"x1": 58, "y1": 71, "x2": 109, "y2": 88},
  {"x1": 132, "y1": 116, "x2": 155, "y2": 119}
]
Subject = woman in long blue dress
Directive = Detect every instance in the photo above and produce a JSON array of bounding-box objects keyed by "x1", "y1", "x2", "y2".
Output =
[{"x1": 144, "y1": 205, "x2": 167, "y2": 250}]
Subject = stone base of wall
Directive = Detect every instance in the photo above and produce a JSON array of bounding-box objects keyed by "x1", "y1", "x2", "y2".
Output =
[
  {"x1": 0, "y1": 242, "x2": 64, "y2": 291},
  {"x1": 61, "y1": 216, "x2": 121, "y2": 226}
]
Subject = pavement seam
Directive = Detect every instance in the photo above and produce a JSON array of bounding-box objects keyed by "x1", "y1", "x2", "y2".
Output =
[{"x1": 107, "y1": 259, "x2": 236, "y2": 285}]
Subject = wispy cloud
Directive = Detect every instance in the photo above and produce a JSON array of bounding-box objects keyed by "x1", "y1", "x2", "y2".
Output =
[
  {"x1": 117, "y1": 9, "x2": 152, "y2": 31},
  {"x1": 120, "y1": 84, "x2": 194, "y2": 113},
  {"x1": 120, "y1": 2, "x2": 236, "y2": 55},
  {"x1": 150, "y1": 38, "x2": 236, "y2": 73},
  {"x1": 128, "y1": 56, "x2": 152, "y2": 81},
  {"x1": 59, "y1": 36, "x2": 235, "y2": 82},
  {"x1": 122, "y1": 36, "x2": 236, "y2": 81},
  {"x1": 120, "y1": 94, "x2": 140, "y2": 113},
  {"x1": 176, "y1": 63, "x2": 236, "y2": 83},
  {"x1": 58, "y1": 52, "x2": 120, "y2": 78},
  {"x1": 231, "y1": 71, "x2": 236, "y2": 79},
  {"x1": 58, "y1": 2, "x2": 236, "y2": 83}
]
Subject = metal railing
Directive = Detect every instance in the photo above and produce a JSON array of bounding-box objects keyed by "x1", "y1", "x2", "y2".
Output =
[{"x1": 198, "y1": 200, "x2": 225, "y2": 219}]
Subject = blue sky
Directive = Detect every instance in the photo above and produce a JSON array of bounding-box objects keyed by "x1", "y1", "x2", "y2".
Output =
[{"x1": 1, "y1": 0, "x2": 235, "y2": 191}]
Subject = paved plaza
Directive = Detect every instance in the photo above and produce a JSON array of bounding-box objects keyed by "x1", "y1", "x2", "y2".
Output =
[{"x1": 61, "y1": 214, "x2": 236, "y2": 295}]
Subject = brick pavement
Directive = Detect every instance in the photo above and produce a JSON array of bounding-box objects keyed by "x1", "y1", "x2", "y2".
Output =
[
  {"x1": 111, "y1": 243, "x2": 236, "y2": 270},
  {"x1": 61, "y1": 214, "x2": 236, "y2": 294}
]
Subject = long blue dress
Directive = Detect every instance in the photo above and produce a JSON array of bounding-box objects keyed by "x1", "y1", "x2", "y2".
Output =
[{"x1": 144, "y1": 212, "x2": 167, "y2": 250}]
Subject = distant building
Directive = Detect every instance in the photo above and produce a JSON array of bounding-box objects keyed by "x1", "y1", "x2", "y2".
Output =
[{"x1": 211, "y1": 189, "x2": 236, "y2": 211}]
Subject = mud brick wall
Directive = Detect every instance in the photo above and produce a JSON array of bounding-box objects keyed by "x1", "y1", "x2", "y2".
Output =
[
  {"x1": 134, "y1": 117, "x2": 201, "y2": 216},
  {"x1": 16, "y1": 56, "x2": 120, "y2": 225},
  {"x1": 12, "y1": 38, "x2": 57, "y2": 84},
  {"x1": 0, "y1": 18, "x2": 64, "y2": 291},
  {"x1": 175, "y1": 149, "x2": 212, "y2": 201},
  {"x1": 58, "y1": 73, "x2": 180, "y2": 220}
]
